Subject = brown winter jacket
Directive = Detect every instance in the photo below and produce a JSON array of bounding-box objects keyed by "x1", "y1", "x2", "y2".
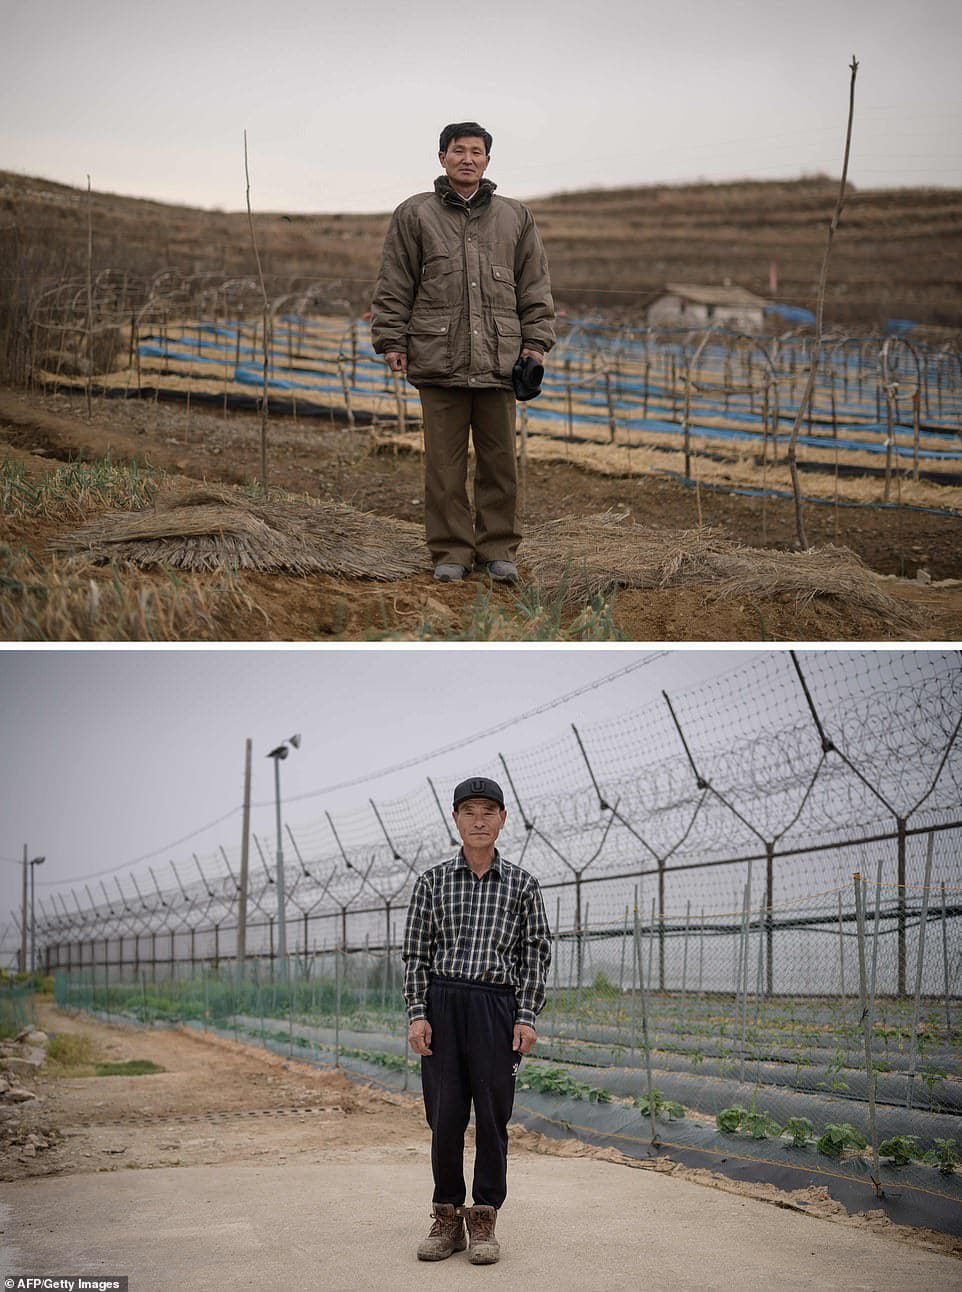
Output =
[{"x1": 370, "y1": 176, "x2": 555, "y2": 390}]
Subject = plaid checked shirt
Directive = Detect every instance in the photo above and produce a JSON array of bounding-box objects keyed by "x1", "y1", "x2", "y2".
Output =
[{"x1": 402, "y1": 849, "x2": 552, "y2": 1029}]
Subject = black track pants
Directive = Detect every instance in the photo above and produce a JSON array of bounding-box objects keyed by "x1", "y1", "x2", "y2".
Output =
[{"x1": 420, "y1": 975, "x2": 517, "y2": 1209}]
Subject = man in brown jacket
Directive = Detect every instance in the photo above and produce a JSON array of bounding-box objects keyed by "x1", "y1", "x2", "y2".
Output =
[{"x1": 370, "y1": 122, "x2": 555, "y2": 583}]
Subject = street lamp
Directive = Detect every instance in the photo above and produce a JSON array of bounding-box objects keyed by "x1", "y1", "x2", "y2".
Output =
[
  {"x1": 30, "y1": 856, "x2": 45, "y2": 973},
  {"x1": 266, "y1": 734, "x2": 301, "y2": 979}
]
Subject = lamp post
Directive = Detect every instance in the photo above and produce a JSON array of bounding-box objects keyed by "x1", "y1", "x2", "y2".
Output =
[
  {"x1": 30, "y1": 855, "x2": 45, "y2": 973},
  {"x1": 20, "y1": 849, "x2": 45, "y2": 974},
  {"x1": 266, "y1": 734, "x2": 301, "y2": 980}
]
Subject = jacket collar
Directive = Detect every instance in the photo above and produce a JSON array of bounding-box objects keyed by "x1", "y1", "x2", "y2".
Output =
[{"x1": 434, "y1": 174, "x2": 497, "y2": 212}]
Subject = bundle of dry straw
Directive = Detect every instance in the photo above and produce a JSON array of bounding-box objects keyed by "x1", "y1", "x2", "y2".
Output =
[
  {"x1": 523, "y1": 512, "x2": 919, "y2": 627},
  {"x1": 51, "y1": 483, "x2": 431, "y2": 580}
]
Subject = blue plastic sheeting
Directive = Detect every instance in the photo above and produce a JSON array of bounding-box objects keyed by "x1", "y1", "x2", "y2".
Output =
[
  {"x1": 233, "y1": 362, "x2": 418, "y2": 403},
  {"x1": 764, "y1": 303, "x2": 817, "y2": 326},
  {"x1": 521, "y1": 404, "x2": 962, "y2": 462},
  {"x1": 886, "y1": 319, "x2": 919, "y2": 335}
]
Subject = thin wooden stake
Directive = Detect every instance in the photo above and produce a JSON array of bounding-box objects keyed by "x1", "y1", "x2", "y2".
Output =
[
  {"x1": 85, "y1": 175, "x2": 93, "y2": 421},
  {"x1": 244, "y1": 129, "x2": 271, "y2": 494},
  {"x1": 786, "y1": 55, "x2": 859, "y2": 549}
]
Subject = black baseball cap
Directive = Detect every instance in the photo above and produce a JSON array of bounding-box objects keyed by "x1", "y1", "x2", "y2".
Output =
[{"x1": 452, "y1": 776, "x2": 505, "y2": 810}]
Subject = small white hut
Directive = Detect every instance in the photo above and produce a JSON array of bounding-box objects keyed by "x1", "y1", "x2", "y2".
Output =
[{"x1": 647, "y1": 282, "x2": 768, "y2": 332}]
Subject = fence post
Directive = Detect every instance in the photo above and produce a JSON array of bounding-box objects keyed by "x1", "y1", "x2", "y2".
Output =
[
  {"x1": 941, "y1": 881, "x2": 952, "y2": 1039},
  {"x1": 765, "y1": 841, "x2": 774, "y2": 995},
  {"x1": 837, "y1": 890, "x2": 846, "y2": 1007},
  {"x1": 854, "y1": 872, "x2": 882, "y2": 1193},
  {"x1": 906, "y1": 831, "x2": 935, "y2": 1110},
  {"x1": 335, "y1": 938, "x2": 342, "y2": 1068},
  {"x1": 629, "y1": 885, "x2": 639, "y2": 1054},
  {"x1": 633, "y1": 903, "x2": 658, "y2": 1148},
  {"x1": 870, "y1": 857, "x2": 883, "y2": 1015},
  {"x1": 618, "y1": 904, "x2": 629, "y2": 997},
  {"x1": 897, "y1": 819, "x2": 907, "y2": 996},
  {"x1": 698, "y1": 907, "x2": 705, "y2": 997},
  {"x1": 738, "y1": 880, "x2": 751, "y2": 1084}
]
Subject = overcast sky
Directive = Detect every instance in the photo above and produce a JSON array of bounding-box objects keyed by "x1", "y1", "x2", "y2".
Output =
[
  {"x1": 0, "y1": 646, "x2": 769, "y2": 944},
  {"x1": 2, "y1": 0, "x2": 960, "y2": 213}
]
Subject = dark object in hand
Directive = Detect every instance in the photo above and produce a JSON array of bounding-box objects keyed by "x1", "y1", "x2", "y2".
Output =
[{"x1": 512, "y1": 355, "x2": 544, "y2": 401}]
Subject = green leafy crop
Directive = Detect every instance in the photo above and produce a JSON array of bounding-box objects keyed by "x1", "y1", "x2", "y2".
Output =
[{"x1": 816, "y1": 1123, "x2": 867, "y2": 1158}]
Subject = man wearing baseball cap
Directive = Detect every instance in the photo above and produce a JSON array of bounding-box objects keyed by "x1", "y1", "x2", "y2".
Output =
[{"x1": 402, "y1": 775, "x2": 551, "y2": 1266}]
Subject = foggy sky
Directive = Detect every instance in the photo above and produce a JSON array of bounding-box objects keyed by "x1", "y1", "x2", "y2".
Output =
[
  {"x1": 0, "y1": 647, "x2": 766, "y2": 940},
  {"x1": 2, "y1": 0, "x2": 960, "y2": 213}
]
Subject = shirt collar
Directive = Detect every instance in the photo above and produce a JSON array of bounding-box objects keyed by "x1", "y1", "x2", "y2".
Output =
[{"x1": 455, "y1": 847, "x2": 502, "y2": 877}]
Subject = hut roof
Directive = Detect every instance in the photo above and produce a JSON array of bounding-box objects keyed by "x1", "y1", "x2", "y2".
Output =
[{"x1": 661, "y1": 283, "x2": 768, "y2": 308}]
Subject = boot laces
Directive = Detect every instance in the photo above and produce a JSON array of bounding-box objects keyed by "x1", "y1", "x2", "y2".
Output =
[
  {"x1": 428, "y1": 1210, "x2": 461, "y2": 1238},
  {"x1": 471, "y1": 1210, "x2": 495, "y2": 1242}
]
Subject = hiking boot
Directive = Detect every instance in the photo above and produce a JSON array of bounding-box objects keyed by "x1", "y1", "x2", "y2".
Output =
[
  {"x1": 480, "y1": 560, "x2": 519, "y2": 584},
  {"x1": 464, "y1": 1204, "x2": 500, "y2": 1265},
  {"x1": 416, "y1": 1204, "x2": 466, "y2": 1261},
  {"x1": 434, "y1": 563, "x2": 468, "y2": 583}
]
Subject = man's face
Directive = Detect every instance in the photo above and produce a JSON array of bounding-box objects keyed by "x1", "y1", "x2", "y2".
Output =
[
  {"x1": 453, "y1": 797, "x2": 506, "y2": 850},
  {"x1": 439, "y1": 135, "x2": 490, "y2": 192}
]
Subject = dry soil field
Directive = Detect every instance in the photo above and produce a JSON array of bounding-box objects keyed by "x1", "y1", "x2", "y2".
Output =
[{"x1": 1, "y1": 386, "x2": 960, "y2": 641}]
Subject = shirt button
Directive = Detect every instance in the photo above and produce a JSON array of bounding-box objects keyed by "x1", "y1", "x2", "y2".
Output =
[{"x1": 471, "y1": 281, "x2": 477, "y2": 287}]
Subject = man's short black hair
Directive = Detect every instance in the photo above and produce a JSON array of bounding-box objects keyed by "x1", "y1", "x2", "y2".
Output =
[{"x1": 439, "y1": 121, "x2": 492, "y2": 156}]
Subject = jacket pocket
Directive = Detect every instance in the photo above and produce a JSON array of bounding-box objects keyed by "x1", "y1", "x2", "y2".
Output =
[
  {"x1": 407, "y1": 315, "x2": 451, "y2": 380},
  {"x1": 494, "y1": 316, "x2": 522, "y2": 378},
  {"x1": 489, "y1": 264, "x2": 516, "y2": 308},
  {"x1": 420, "y1": 257, "x2": 461, "y2": 306}
]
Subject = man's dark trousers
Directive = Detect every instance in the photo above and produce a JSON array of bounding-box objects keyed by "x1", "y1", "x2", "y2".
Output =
[
  {"x1": 421, "y1": 975, "x2": 517, "y2": 1209},
  {"x1": 418, "y1": 386, "x2": 519, "y2": 569}
]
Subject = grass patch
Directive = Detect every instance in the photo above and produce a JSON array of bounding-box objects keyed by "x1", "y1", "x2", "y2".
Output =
[
  {"x1": 393, "y1": 573, "x2": 624, "y2": 642},
  {"x1": 0, "y1": 456, "x2": 159, "y2": 520},
  {"x1": 94, "y1": 1059, "x2": 165, "y2": 1076},
  {"x1": 0, "y1": 543, "x2": 261, "y2": 641},
  {"x1": 46, "y1": 1032, "x2": 100, "y2": 1074}
]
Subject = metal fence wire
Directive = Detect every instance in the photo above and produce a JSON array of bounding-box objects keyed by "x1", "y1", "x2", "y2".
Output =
[{"x1": 37, "y1": 650, "x2": 962, "y2": 999}]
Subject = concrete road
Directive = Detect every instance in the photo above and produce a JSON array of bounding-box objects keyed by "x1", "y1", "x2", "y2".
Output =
[{"x1": 2, "y1": 1152, "x2": 959, "y2": 1292}]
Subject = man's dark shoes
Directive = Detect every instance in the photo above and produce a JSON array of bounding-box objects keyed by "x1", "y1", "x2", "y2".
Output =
[
  {"x1": 417, "y1": 1203, "x2": 466, "y2": 1261},
  {"x1": 464, "y1": 1205, "x2": 500, "y2": 1265},
  {"x1": 480, "y1": 560, "x2": 519, "y2": 584},
  {"x1": 433, "y1": 563, "x2": 468, "y2": 583}
]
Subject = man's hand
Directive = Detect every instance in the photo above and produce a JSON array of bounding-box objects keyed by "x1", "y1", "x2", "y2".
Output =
[
  {"x1": 385, "y1": 350, "x2": 407, "y2": 374},
  {"x1": 513, "y1": 1023, "x2": 537, "y2": 1055},
  {"x1": 519, "y1": 346, "x2": 544, "y2": 364},
  {"x1": 408, "y1": 1018, "x2": 432, "y2": 1056}
]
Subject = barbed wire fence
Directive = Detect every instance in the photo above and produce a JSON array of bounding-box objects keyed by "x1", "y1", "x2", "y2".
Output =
[{"x1": 29, "y1": 650, "x2": 962, "y2": 1008}]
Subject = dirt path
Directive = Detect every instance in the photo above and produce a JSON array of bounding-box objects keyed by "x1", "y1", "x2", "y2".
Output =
[{"x1": 1, "y1": 1004, "x2": 960, "y2": 1291}]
